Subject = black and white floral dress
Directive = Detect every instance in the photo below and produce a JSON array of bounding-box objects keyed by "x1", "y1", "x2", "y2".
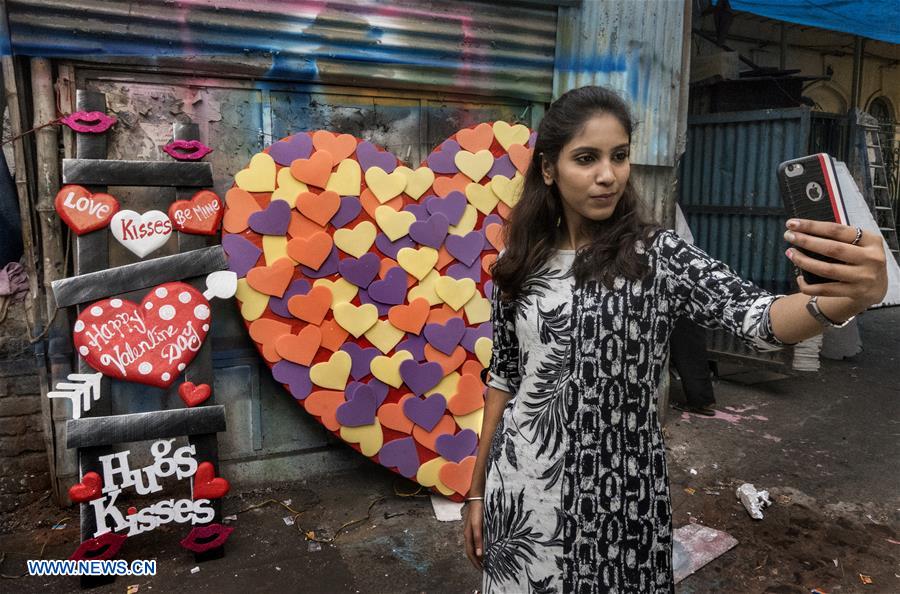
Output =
[{"x1": 482, "y1": 230, "x2": 787, "y2": 594}]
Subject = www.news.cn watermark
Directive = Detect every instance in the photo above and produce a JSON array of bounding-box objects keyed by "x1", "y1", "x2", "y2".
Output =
[{"x1": 27, "y1": 559, "x2": 157, "y2": 576}]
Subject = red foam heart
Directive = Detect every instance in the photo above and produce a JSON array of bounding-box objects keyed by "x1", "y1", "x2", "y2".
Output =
[
  {"x1": 193, "y1": 461, "x2": 230, "y2": 500},
  {"x1": 54, "y1": 185, "x2": 119, "y2": 235},
  {"x1": 72, "y1": 282, "x2": 210, "y2": 388},
  {"x1": 179, "y1": 382, "x2": 212, "y2": 407},
  {"x1": 168, "y1": 190, "x2": 224, "y2": 235},
  {"x1": 68, "y1": 471, "x2": 102, "y2": 503}
]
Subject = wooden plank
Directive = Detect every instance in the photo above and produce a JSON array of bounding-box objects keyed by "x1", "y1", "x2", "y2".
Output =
[
  {"x1": 63, "y1": 158, "x2": 213, "y2": 187},
  {"x1": 51, "y1": 245, "x2": 227, "y2": 307},
  {"x1": 66, "y1": 406, "x2": 227, "y2": 448}
]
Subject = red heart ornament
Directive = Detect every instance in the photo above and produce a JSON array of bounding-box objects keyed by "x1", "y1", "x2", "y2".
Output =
[
  {"x1": 168, "y1": 190, "x2": 224, "y2": 235},
  {"x1": 68, "y1": 471, "x2": 103, "y2": 503},
  {"x1": 193, "y1": 461, "x2": 230, "y2": 500},
  {"x1": 179, "y1": 382, "x2": 212, "y2": 407},
  {"x1": 72, "y1": 282, "x2": 210, "y2": 388},
  {"x1": 54, "y1": 185, "x2": 120, "y2": 235}
]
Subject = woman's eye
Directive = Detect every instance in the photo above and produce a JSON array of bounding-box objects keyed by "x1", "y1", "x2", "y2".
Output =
[
  {"x1": 613, "y1": 152, "x2": 629, "y2": 162},
  {"x1": 575, "y1": 155, "x2": 595, "y2": 164}
]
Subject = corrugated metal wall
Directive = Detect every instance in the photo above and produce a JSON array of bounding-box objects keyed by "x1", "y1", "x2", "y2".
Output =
[{"x1": 7, "y1": 0, "x2": 558, "y2": 101}]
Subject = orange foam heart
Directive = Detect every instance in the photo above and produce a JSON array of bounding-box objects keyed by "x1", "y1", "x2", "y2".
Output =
[
  {"x1": 223, "y1": 188, "x2": 262, "y2": 233},
  {"x1": 312, "y1": 131, "x2": 357, "y2": 166},
  {"x1": 484, "y1": 223, "x2": 504, "y2": 252},
  {"x1": 508, "y1": 143, "x2": 532, "y2": 174},
  {"x1": 320, "y1": 318, "x2": 350, "y2": 352},
  {"x1": 290, "y1": 150, "x2": 333, "y2": 188},
  {"x1": 246, "y1": 258, "x2": 295, "y2": 297},
  {"x1": 438, "y1": 456, "x2": 476, "y2": 495},
  {"x1": 297, "y1": 190, "x2": 341, "y2": 227},
  {"x1": 425, "y1": 344, "x2": 466, "y2": 376},
  {"x1": 287, "y1": 231, "x2": 333, "y2": 270},
  {"x1": 287, "y1": 285, "x2": 333, "y2": 325},
  {"x1": 412, "y1": 415, "x2": 457, "y2": 453},
  {"x1": 482, "y1": 253, "x2": 497, "y2": 274},
  {"x1": 447, "y1": 374, "x2": 485, "y2": 416},
  {"x1": 388, "y1": 298, "x2": 430, "y2": 335},
  {"x1": 497, "y1": 201, "x2": 512, "y2": 220},
  {"x1": 248, "y1": 318, "x2": 292, "y2": 362},
  {"x1": 432, "y1": 173, "x2": 469, "y2": 197},
  {"x1": 304, "y1": 390, "x2": 345, "y2": 431},
  {"x1": 288, "y1": 211, "x2": 325, "y2": 239},
  {"x1": 377, "y1": 394, "x2": 414, "y2": 434},
  {"x1": 436, "y1": 246, "x2": 454, "y2": 271},
  {"x1": 275, "y1": 325, "x2": 322, "y2": 366},
  {"x1": 456, "y1": 123, "x2": 494, "y2": 152},
  {"x1": 360, "y1": 188, "x2": 403, "y2": 219},
  {"x1": 426, "y1": 305, "x2": 464, "y2": 325},
  {"x1": 461, "y1": 360, "x2": 484, "y2": 379}
]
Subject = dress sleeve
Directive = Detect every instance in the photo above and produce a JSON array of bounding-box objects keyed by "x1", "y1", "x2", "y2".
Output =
[
  {"x1": 485, "y1": 280, "x2": 522, "y2": 394},
  {"x1": 658, "y1": 230, "x2": 790, "y2": 352}
]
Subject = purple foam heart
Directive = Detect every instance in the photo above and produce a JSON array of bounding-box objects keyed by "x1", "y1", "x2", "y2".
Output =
[
  {"x1": 331, "y1": 196, "x2": 362, "y2": 228},
  {"x1": 403, "y1": 201, "x2": 431, "y2": 222},
  {"x1": 267, "y1": 133, "x2": 313, "y2": 166},
  {"x1": 269, "y1": 279, "x2": 311, "y2": 318},
  {"x1": 335, "y1": 384, "x2": 377, "y2": 427},
  {"x1": 399, "y1": 359, "x2": 444, "y2": 397},
  {"x1": 357, "y1": 288, "x2": 391, "y2": 316},
  {"x1": 445, "y1": 231, "x2": 483, "y2": 267},
  {"x1": 435, "y1": 429, "x2": 478, "y2": 463},
  {"x1": 426, "y1": 191, "x2": 467, "y2": 227},
  {"x1": 426, "y1": 139, "x2": 461, "y2": 174},
  {"x1": 367, "y1": 267, "x2": 408, "y2": 305},
  {"x1": 374, "y1": 233, "x2": 415, "y2": 260},
  {"x1": 482, "y1": 213, "x2": 503, "y2": 228},
  {"x1": 447, "y1": 258, "x2": 481, "y2": 282},
  {"x1": 272, "y1": 360, "x2": 312, "y2": 400},
  {"x1": 222, "y1": 234, "x2": 262, "y2": 277},
  {"x1": 484, "y1": 280, "x2": 494, "y2": 299},
  {"x1": 461, "y1": 322, "x2": 492, "y2": 353},
  {"x1": 356, "y1": 141, "x2": 397, "y2": 173},
  {"x1": 487, "y1": 155, "x2": 516, "y2": 179},
  {"x1": 248, "y1": 199, "x2": 291, "y2": 236},
  {"x1": 527, "y1": 131, "x2": 537, "y2": 148},
  {"x1": 378, "y1": 436, "x2": 420, "y2": 478},
  {"x1": 366, "y1": 378, "x2": 390, "y2": 407},
  {"x1": 300, "y1": 245, "x2": 339, "y2": 278},
  {"x1": 341, "y1": 343, "x2": 380, "y2": 381},
  {"x1": 397, "y1": 335, "x2": 426, "y2": 361},
  {"x1": 424, "y1": 317, "x2": 466, "y2": 356},
  {"x1": 402, "y1": 393, "x2": 447, "y2": 432},
  {"x1": 408, "y1": 213, "x2": 449, "y2": 249},
  {"x1": 338, "y1": 252, "x2": 380, "y2": 289}
]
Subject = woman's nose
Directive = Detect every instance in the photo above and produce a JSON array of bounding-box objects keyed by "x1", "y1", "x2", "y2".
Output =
[{"x1": 595, "y1": 160, "x2": 615, "y2": 184}]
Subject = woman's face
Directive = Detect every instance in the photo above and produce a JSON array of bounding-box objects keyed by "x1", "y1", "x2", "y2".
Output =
[{"x1": 542, "y1": 112, "x2": 631, "y2": 228}]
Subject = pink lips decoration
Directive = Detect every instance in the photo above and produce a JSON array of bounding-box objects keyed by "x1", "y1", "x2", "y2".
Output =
[
  {"x1": 60, "y1": 111, "x2": 117, "y2": 133},
  {"x1": 163, "y1": 139, "x2": 214, "y2": 161}
]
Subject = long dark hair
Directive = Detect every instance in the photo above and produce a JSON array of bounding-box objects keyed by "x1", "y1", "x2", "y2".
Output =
[{"x1": 491, "y1": 85, "x2": 659, "y2": 299}]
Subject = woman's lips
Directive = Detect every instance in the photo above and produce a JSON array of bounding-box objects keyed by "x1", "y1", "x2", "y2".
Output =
[
  {"x1": 163, "y1": 140, "x2": 214, "y2": 161},
  {"x1": 179, "y1": 523, "x2": 234, "y2": 553},
  {"x1": 60, "y1": 111, "x2": 117, "y2": 133},
  {"x1": 68, "y1": 531, "x2": 127, "y2": 561}
]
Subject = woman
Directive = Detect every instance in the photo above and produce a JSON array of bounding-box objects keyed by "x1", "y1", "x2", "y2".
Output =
[{"x1": 462, "y1": 85, "x2": 887, "y2": 593}]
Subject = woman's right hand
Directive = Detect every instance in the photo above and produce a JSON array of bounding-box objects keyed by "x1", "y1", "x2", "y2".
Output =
[{"x1": 463, "y1": 500, "x2": 484, "y2": 570}]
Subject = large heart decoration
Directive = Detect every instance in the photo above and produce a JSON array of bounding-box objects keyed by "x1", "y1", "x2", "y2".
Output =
[
  {"x1": 224, "y1": 124, "x2": 534, "y2": 499},
  {"x1": 72, "y1": 282, "x2": 211, "y2": 388},
  {"x1": 54, "y1": 185, "x2": 120, "y2": 235},
  {"x1": 110, "y1": 209, "x2": 174, "y2": 258}
]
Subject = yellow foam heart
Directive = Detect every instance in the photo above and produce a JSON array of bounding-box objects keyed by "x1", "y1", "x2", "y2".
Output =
[
  {"x1": 271, "y1": 167, "x2": 308, "y2": 207},
  {"x1": 426, "y1": 371, "x2": 460, "y2": 398},
  {"x1": 235, "y1": 278, "x2": 269, "y2": 321},
  {"x1": 397, "y1": 246, "x2": 439, "y2": 281},
  {"x1": 474, "y1": 337, "x2": 493, "y2": 368},
  {"x1": 464, "y1": 183, "x2": 499, "y2": 215},
  {"x1": 235, "y1": 153, "x2": 276, "y2": 192},
  {"x1": 374, "y1": 205, "x2": 416, "y2": 242},
  {"x1": 434, "y1": 277, "x2": 476, "y2": 311},
  {"x1": 370, "y1": 350, "x2": 413, "y2": 387},
  {"x1": 448, "y1": 204, "x2": 478, "y2": 237},
  {"x1": 454, "y1": 149, "x2": 493, "y2": 182},
  {"x1": 394, "y1": 166, "x2": 435, "y2": 200},
  {"x1": 340, "y1": 419, "x2": 384, "y2": 457},
  {"x1": 416, "y1": 456, "x2": 454, "y2": 496},
  {"x1": 364, "y1": 320, "x2": 406, "y2": 354},
  {"x1": 310, "y1": 350, "x2": 352, "y2": 390},
  {"x1": 454, "y1": 407, "x2": 484, "y2": 436},
  {"x1": 333, "y1": 302, "x2": 379, "y2": 338},
  {"x1": 313, "y1": 278, "x2": 358, "y2": 306},
  {"x1": 490, "y1": 173, "x2": 524, "y2": 207},
  {"x1": 365, "y1": 166, "x2": 407, "y2": 203},
  {"x1": 334, "y1": 221, "x2": 376, "y2": 258},
  {"x1": 492, "y1": 121, "x2": 530, "y2": 151},
  {"x1": 263, "y1": 235, "x2": 289, "y2": 265},
  {"x1": 463, "y1": 294, "x2": 491, "y2": 324},
  {"x1": 325, "y1": 158, "x2": 362, "y2": 197},
  {"x1": 408, "y1": 269, "x2": 443, "y2": 306}
]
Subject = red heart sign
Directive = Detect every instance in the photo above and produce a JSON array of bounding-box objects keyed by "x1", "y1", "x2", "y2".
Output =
[
  {"x1": 168, "y1": 190, "x2": 224, "y2": 236},
  {"x1": 54, "y1": 185, "x2": 120, "y2": 235},
  {"x1": 179, "y1": 382, "x2": 212, "y2": 407},
  {"x1": 72, "y1": 282, "x2": 211, "y2": 388},
  {"x1": 193, "y1": 461, "x2": 230, "y2": 499},
  {"x1": 68, "y1": 471, "x2": 103, "y2": 503}
]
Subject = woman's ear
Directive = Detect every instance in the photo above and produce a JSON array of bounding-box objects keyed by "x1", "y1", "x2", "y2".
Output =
[{"x1": 540, "y1": 153, "x2": 554, "y2": 186}]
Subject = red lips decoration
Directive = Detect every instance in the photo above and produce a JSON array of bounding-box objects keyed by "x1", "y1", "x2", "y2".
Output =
[
  {"x1": 54, "y1": 185, "x2": 120, "y2": 235},
  {"x1": 168, "y1": 190, "x2": 224, "y2": 236}
]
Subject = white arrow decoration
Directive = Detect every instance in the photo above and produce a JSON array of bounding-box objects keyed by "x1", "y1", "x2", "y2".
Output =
[
  {"x1": 47, "y1": 373, "x2": 103, "y2": 420},
  {"x1": 203, "y1": 270, "x2": 237, "y2": 300}
]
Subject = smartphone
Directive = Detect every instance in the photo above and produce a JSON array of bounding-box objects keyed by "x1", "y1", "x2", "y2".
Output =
[{"x1": 777, "y1": 153, "x2": 851, "y2": 284}]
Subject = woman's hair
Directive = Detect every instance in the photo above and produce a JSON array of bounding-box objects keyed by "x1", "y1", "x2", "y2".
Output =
[{"x1": 491, "y1": 85, "x2": 660, "y2": 299}]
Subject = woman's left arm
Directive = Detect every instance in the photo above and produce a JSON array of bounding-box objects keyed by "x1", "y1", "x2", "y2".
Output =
[{"x1": 770, "y1": 218, "x2": 888, "y2": 344}]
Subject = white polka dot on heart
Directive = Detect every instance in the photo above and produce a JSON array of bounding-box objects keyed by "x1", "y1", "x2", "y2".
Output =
[
  {"x1": 110, "y1": 299, "x2": 123, "y2": 308},
  {"x1": 90, "y1": 306, "x2": 102, "y2": 316},
  {"x1": 194, "y1": 304, "x2": 210, "y2": 320},
  {"x1": 179, "y1": 291, "x2": 192, "y2": 304},
  {"x1": 155, "y1": 287, "x2": 168, "y2": 298},
  {"x1": 161, "y1": 372, "x2": 170, "y2": 382},
  {"x1": 78, "y1": 346, "x2": 89, "y2": 356},
  {"x1": 74, "y1": 320, "x2": 85, "y2": 332},
  {"x1": 138, "y1": 362, "x2": 152, "y2": 374},
  {"x1": 145, "y1": 302, "x2": 153, "y2": 310},
  {"x1": 177, "y1": 363, "x2": 186, "y2": 371},
  {"x1": 202, "y1": 324, "x2": 209, "y2": 332},
  {"x1": 158, "y1": 305, "x2": 176, "y2": 321}
]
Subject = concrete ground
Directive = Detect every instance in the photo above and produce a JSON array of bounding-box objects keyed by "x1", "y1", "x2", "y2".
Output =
[{"x1": 1, "y1": 308, "x2": 898, "y2": 593}]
